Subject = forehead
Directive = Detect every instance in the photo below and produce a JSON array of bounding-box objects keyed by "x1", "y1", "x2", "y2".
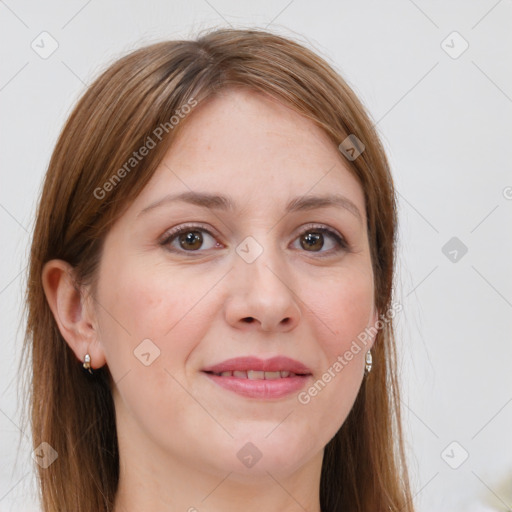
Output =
[{"x1": 129, "y1": 88, "x2": 366, "y2": 218}]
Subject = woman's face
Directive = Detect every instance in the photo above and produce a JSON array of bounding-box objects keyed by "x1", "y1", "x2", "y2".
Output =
[{"x1": 91, "y1": 88, "x2": 378, "y2": 480}]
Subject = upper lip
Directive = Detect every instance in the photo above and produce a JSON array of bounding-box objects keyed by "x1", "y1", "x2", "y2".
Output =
[{"x1": 202, "y1": 356, "x2": 312, "y2": 375}]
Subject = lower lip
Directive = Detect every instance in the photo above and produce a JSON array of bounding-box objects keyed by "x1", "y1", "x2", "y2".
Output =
[{"x1": 203, "y1": 372, "x2": 311, "y2": 399}]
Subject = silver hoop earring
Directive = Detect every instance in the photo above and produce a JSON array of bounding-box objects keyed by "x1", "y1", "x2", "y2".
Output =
[
  {"x1": 83, "y1": 353, "x2": 93, "y2": 374},
  {"x1": 364, "y1": 350, "x2": 372, "y2": 376}
]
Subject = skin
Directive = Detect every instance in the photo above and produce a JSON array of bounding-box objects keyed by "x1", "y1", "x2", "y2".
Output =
[{"x1": 43, "y1": 88, "x2": 378, "y2": 512}]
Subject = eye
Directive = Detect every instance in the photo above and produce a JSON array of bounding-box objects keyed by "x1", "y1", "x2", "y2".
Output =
[
  {"x1": 291, "y1": 224, "x2": 349, "y2": 256},
  {"x1": 160, "y1": 224, "x2": 221, "y2": 253}
]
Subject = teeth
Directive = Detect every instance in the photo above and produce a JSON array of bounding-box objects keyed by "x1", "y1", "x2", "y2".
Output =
[
  {"x1": 213, "y1": 370, "x2": 298, "y2": 379},
  {"x1": 247, "y1": 370, "x2": 265, "y2": 380}
]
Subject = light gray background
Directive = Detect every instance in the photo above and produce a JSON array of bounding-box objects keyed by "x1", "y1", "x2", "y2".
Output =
[{"x1": 1, "y1": 1, "x2": 511, "y2": 511}]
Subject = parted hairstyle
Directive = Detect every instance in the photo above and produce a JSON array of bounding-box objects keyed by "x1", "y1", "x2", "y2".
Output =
[{"x1": 21, "y1": 27, "x2": 414, "y2": 512}]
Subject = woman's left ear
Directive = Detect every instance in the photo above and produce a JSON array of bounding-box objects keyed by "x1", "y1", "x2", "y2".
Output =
[{"x1": 41, "y1": 259, "x2": 107, "y2": 371}]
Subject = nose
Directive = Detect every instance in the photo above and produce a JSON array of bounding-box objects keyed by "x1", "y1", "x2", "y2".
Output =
[{"x1": 224, "y1": 245, "x2": 301, "y2": 333}]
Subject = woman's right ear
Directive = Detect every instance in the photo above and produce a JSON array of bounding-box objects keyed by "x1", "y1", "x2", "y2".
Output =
[{"x1": 41, "y1": 260, "x2": 106, "y2": 369}]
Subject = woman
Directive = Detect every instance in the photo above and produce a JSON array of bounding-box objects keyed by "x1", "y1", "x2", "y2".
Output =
[{"x1": 22, "y1": 28, "x2": 414, "y2": 511}]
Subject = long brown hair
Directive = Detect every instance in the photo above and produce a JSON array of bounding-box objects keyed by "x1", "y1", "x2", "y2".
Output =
[{"x1": 21, "y1": 27, "x2": 414, "y2": 511}]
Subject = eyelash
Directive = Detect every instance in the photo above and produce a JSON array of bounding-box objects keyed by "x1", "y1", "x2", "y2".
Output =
[{"x1": 159, "y1": 222, "x2": 350, "y2": 257}]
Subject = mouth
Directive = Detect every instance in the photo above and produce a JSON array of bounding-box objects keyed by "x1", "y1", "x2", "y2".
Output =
[
  {"x1": 201, "y1": 356, "x2": 312, "y2": 399},
  {"x1": 204, "y1": 369, "x2": 309, "y2": 379}
]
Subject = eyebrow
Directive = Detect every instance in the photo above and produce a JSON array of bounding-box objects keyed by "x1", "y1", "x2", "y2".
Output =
[{"x1": 137, "y1": 191, "x2": 363, "y2": 223}]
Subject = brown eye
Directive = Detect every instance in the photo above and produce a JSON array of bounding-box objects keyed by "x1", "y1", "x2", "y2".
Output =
[
  {"x1": 300, "y1": 232, "x2": 324, "y2": 251},
  {"x1": 178, "y1": 230, "x2": 203, "y2": 250},
  {"x1": 292, "y1": 225, "x2": 349, "y2": 256},
  {"x1": 161, "y1": 225, "x2": 220, "y2": 253}
]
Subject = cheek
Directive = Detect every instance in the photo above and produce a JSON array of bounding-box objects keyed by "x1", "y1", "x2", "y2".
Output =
[
  {"x1": 294, "y1": 272, "x2": 373, "y2": 442},
  {"x1": 95, "y1": 273, "x2": 168, "y2": 406},
  {"x1": 300, "y1": 266, "x2": 375, "y2": 355},
  {"x1": 95, "y1": 258, "x2": 223, "y2": 377},
  {"x1": 94, "y1": 259, "x2": 215, "y2": 427},
  {"x1": 99, "y1": 258, "x2": 208, "y2": 337}
]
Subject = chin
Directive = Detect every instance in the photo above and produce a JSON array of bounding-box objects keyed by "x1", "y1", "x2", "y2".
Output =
[{"x1": 204, "y1": 430, "x2": 316, "y2": 480}]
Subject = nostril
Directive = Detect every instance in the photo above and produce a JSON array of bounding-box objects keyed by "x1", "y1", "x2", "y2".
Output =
[{"x1": 242, "y1": 317, "x2": 254, "y2": 323}]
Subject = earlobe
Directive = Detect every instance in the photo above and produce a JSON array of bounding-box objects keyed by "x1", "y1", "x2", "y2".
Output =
[{"x1": 41, "y1": 260, "x2": 106, "y2": 370}]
